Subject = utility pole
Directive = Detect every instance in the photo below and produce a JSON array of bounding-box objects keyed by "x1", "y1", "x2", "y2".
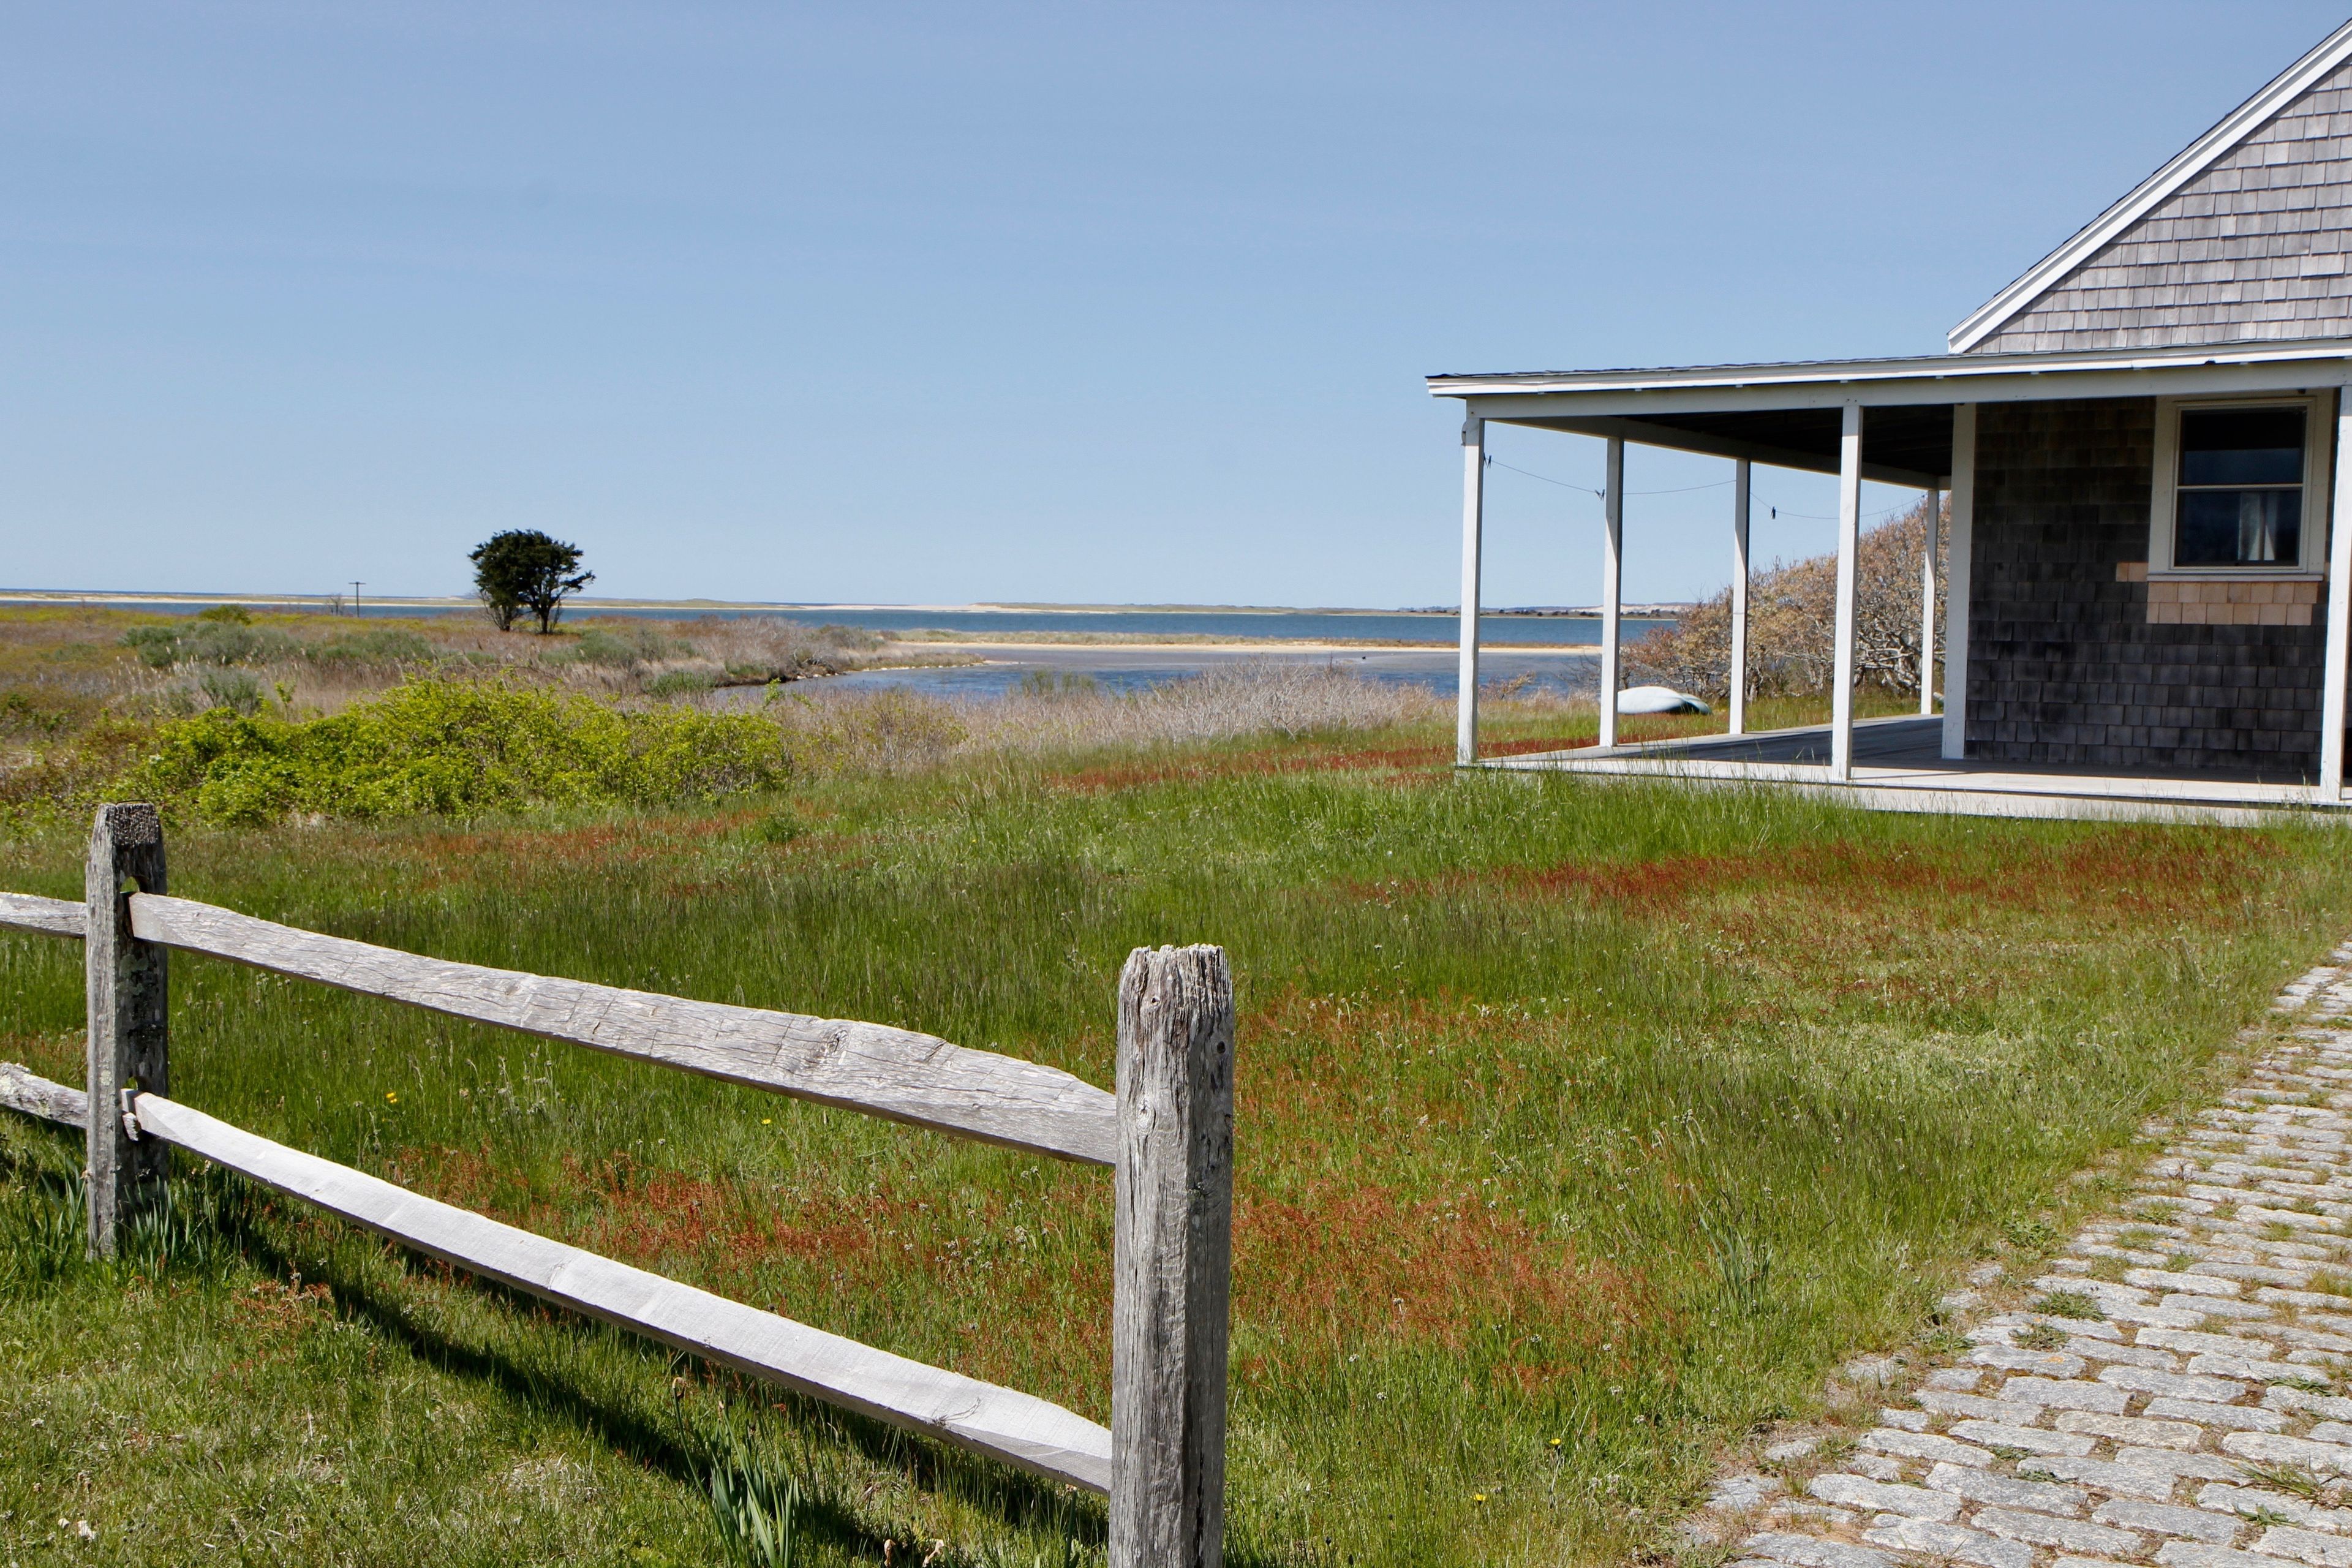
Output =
[{"x1": 349, "y1": 581, "x2": 363, "y2": 619}]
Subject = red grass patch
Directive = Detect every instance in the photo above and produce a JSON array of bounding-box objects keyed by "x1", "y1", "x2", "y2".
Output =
[
  {"x1": 1361, "y1": 831, "x2": 2278, "y2": 920},
  {"x1": 1226, "y1": 992, "x2": 1657, "y2": 1375},
  {"x1": 1052, "y1": 742, "x2": 1453, "y2": 793},
  {"x1": 0, "y1": 1030, "x2": 80, "y2": 1084},
  {"x1": 228, "y1": 1277, "x2": 336, "y2": 1335},
  {"x1": 405, "y1": 1144, "x2": 897, "y2": 1275},
  {"x1": 396, "y1": 816, "x2": 720, "y2": 886},
  {"x1": 1476, "y1": 719, "x2": 1715, "y2": 756},
  {"x1": 396, "y1": 1141, "x2": 1117, "y2": 1398},
  {"x1": 1233, "y1": 1176, "x2": 1654, "y2": 1371}
]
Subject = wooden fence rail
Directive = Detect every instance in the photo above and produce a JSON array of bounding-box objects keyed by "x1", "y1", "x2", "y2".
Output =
[{"x1": 0, "y1": 804, "x2": 1234, "y2": 1567}]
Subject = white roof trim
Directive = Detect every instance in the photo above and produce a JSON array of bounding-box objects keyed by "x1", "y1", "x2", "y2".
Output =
[
  {"x1": 1946, "y1": 19, "x2": 2352, "y2": 355},
  {"x1": 1428, "y1": 337, "x2": 2352, "y2": 399}
]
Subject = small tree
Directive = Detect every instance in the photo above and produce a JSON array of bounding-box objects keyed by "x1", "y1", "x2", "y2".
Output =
[{"x1": 470, "y1": 530, "x2": 594, "y2": 634}]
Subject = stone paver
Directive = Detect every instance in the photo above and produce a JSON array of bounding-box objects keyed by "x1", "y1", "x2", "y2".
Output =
[{"x1": 1708, "y1": 946, "x2": 2352, "y2": 1568}]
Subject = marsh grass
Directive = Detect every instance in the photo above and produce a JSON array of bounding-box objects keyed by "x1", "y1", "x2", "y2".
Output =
[
  {"x1": 0, "y1": 736, "x2": 2346, "y2": 1562},
  {"x1": 0, "y1": 606, "x2": 968, "y2": 749}
]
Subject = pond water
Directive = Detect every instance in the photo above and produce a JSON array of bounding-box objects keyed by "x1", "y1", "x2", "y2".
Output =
[
  {"x1": 827, "y1": 643, "x2": 1603, "y2": 701},
  {"x1": 53, "y1": 598, "x2": 1653, "y2": 700},
  {"x1": 64, "y1": 598, "x2": 1643, "y2": 647},
  {"x1": 714, "y1": 606, "x2": 1617, "y2": 646}
]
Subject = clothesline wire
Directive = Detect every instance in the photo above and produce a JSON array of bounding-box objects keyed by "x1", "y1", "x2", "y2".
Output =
[
  {"x1": 1486, "y1": 458, "x2": 1731, "y2": 499},
  {"x1": 1487, "y1": 454, "x2": 1918, "y2": 523}
]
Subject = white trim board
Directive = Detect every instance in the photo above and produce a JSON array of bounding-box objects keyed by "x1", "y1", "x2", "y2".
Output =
[
  {"x1": 1948, "y1": 19, "x2": 2352, "y2": 353},
  {"x1": 1430, "y1": 341, "x2": 2352, "y2": 411}
]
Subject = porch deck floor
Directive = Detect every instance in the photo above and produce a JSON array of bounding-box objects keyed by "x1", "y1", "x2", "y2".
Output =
[{"x1": 1477, "y1": 715, "x2": 2346, "y2": 824}]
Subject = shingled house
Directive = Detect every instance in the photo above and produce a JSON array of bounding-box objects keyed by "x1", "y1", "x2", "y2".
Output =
[{"x1": 1436, "y1": 20, "x2": 2352, "y2": 820}]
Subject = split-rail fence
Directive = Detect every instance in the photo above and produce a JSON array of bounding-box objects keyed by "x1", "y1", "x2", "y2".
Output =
[{"x1": 0, "y1": 803, "x2": 1235, "y2": 1568}]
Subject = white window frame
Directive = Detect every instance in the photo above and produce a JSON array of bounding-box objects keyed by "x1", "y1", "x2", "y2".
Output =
[{"x1": 2149, "y1": 391, "x2": 2334, "y2": 579}]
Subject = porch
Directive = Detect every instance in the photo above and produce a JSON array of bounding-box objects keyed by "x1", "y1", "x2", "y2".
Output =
[
  {"x1": 1489, "y1": 715, "x2": 2347, "y2": 826},
  {"x1": 1434, "y1": 339, "x2": 2352, "y2": 823}
]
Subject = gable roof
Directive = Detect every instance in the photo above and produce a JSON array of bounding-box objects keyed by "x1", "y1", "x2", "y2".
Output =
[{"x1": 1948, "y1": 19, "x2": 2352, "y2": 353}]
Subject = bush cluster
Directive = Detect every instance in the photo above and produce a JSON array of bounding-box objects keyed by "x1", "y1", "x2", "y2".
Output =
[
  {"x1": 1628, "y1": 498, "x2": 1947, "y2": 702},
  {"x1": 123, "y1": 620, "x2": 298, "y2": 669},
  {"x1": 123, "y1": 678, "x2": 793, "y2": 826},
  {"x1": 123, "y1": 622, "x2": 437, "y2": 672}
]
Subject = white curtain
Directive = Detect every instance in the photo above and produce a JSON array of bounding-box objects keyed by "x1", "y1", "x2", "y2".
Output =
[{"x1": 2238, "y1": 490, "x2": 2294, "y2": 563}]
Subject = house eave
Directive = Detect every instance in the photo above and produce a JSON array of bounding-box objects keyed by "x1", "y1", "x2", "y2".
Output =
[
  {"x1": 1428, "y1": 340, "x2": 2352, "y2": 488},
  {"x1": 1428, "y1": 337, "x2": 2352, "y2": 410}
]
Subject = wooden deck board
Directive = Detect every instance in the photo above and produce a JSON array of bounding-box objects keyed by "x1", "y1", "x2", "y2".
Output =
[{"x1": 1476, "y1": 717, "x2": 2349, "y2": 823}]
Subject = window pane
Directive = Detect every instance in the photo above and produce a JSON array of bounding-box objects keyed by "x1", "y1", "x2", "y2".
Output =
[
  {"x1": 2180, "y1": 406, "x2": 2306, "y2": 486},
  {"x1": 2177, "y1": 487, "x2": 2302, "y2": 565}
]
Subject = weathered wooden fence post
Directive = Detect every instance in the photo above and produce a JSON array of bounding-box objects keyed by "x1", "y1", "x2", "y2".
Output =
[
  {"x1": 1111, "y1": 944, "x2": 1234, "y2": 1568},
  {"x1": 85, "y1": 802, "x2": 168, "y2": 1256}
]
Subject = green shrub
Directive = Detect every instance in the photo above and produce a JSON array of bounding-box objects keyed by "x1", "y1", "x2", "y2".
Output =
[
  {"x1": 121, "y1": 621, "x2": 295, "y2": 669},
  {"x1": 0, "y1": 688, "x2": 97, "y2": 739},
  {"x1": 126, "y1": 677, "x2": 794, "y2": 826},
  {"x1": 195, "y1": 604, "x2": 254, "y2": 625},
  {"x1": 197, "y1": 669, "x2": 266, "y2": 717},
  {"x1": 306, "y1": 628, "x2": 436, "y2": 667},
  {"x1": 562, "y1": 628, "x2": 640, "y2": 667},
  {"x1": 0, "y1": 715, "x2": 153, "y2": 823},
  {"x1": 556, "y1": 625, "x2": 679, "y2": 669},
  {"x1": 121, "y1": 625, "x2": 181, "y2": 668},
  {"x1": 807, "y1": 621, "x2": 883, "y2": 651}
]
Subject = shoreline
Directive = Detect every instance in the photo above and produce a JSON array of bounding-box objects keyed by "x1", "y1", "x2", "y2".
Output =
[
  {"x1": 891, "y1": 636, "x2": 1604, "y2": 656},
  {"x1": 0, "y1": 589, "x2": 1682, "y2": 622}
]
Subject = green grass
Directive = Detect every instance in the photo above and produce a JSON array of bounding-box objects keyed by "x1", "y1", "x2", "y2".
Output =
[
  {"x1": 1471, "y1": 690, "x2": 1929, "y2": 758},
  {"x1": 0, "y1": 729, "x2": 2346, "y2": 1564}
]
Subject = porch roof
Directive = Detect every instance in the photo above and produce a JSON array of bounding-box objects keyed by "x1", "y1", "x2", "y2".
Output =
[{"x1": 1428, "y1": 338, "x2": 2352, "y2": 488}]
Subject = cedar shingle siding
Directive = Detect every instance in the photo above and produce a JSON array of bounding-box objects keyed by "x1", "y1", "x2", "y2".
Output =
[
  {"x1": 1963, "y1": 398, "x2": 2329, "y2": 776},
  {"x1": 1972, "y1": 61, "x2": 2352, "y2": 353}
]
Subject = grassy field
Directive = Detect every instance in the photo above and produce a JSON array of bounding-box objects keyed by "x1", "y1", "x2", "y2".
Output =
[{"x1": 0, "y1": 710, "x2": 2345, "y2": 1565}]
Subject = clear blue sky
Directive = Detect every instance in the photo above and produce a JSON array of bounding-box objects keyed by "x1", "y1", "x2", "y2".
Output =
[{"x1": 8, "y1": 2, "x2": 2350, "y2": 609}]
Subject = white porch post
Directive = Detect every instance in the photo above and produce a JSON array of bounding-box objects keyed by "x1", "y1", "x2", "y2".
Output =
[
  {"x1": 2320, "y1": 389, "x2": 2352, "y2": 799},
  {"x1": 1941, "y1": 405, "x2": 1977, "y2": 761},
  {"x1": 1830, "y1": 404, "x2": 1862, "y2": 780},
  {"x1": 1456, "y1": 413, "x2": 1485, "y2": 767},
  {"x1": 1599, "y1": 435, "x2": 1625, "y2": 750},
  {"x1": 1920, "y1": 486, "x2": 1940, "y2": 716},
  {"x1": 1730, "y1": 458, "x2": 1751, "y2": 735}
]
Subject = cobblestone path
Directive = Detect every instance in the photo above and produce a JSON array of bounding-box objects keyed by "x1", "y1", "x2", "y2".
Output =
[{"x1": 1698, "y1": 944, "x2": 2352, "y2": 1568}]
